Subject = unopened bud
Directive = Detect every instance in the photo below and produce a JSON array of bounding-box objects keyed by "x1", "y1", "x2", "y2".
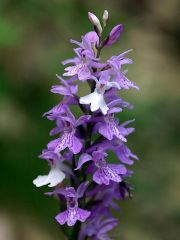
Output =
[
  {"x1": 88, "y1": 12, "x2": 102, "y2": 36},
  {"x1": 102, "y1": 10, "x2": 109, "y2": 26},
  {"x1": 103, "y1": 24, "x2": 123, "y2": 47}
]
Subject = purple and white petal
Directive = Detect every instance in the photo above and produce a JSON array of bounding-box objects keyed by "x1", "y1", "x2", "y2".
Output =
[
  {"x1": 78, "y1": 65, "x2": 92, "y2": 81},
  {"x1": 93, "y1": 167, "x2": 122, "y2": 185},
  {"x1": 67, "y1": 209, "x2": 78, "y2": 226},
  {"x1": 69, "y1": 135, "x2": 83, "y2": 154},
  {"x1": 77, "y1": 208, "x2": 91, "y2": 222},
  {"x1": 107, "y1": 164, "x2": 127, "y2": 175},
  {"x1": 55, "y1": 210, "x2": 68, "y2": 225}
]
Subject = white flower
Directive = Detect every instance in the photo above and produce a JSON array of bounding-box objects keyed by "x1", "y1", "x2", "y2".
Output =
[
  {"x1": 80, "y1": 80, "x2": 119, "y2": 115},
  {"x1": 33, "y1": 161, "x2": 65, "y2": 187}
]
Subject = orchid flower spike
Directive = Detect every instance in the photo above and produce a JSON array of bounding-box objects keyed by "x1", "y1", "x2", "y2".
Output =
[{"x1": 34, "y1": 10, "x2": 139, "y2": 240}]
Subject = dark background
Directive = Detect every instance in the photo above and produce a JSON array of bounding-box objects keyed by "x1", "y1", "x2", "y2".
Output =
[{"x1": 0, "y1": 0, "x2": 180, "y2": 239}]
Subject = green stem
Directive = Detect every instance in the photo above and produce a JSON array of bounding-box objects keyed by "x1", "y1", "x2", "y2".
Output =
[{"x1": 70, "y1": 221, "x2": 81, "y2": 240}]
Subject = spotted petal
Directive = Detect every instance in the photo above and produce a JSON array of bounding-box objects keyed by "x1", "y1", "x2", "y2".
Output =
[
  {"x1": 55, "y1": 210, "x2": 68, "y2": 225},
  {"x1": 93, "y1": 167, "x2": 122, "y2": 185}
]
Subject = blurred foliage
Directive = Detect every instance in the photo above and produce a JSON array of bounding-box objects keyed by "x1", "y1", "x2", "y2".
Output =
[{"x1": 0, "y1": 0, "x2": 180, "y2": 240}]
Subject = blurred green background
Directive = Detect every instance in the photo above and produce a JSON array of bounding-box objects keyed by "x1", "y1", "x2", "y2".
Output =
[{"x1": 0, "y1": 0, "x2": 179, "y2": 239}]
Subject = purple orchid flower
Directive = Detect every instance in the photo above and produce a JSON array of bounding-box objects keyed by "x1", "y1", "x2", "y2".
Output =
[
  {"x1": 96, "y1": 111, "x2": 127, "y2": 142},
  {"x1": 91, "y1": 139, "x2": 138, "y2": 166},
  {"x1": 89, "y1": 181, "x2": 133, "y2": 203},
  {"x1": 51, "y1": 75, "x2": 78, "y2": 96},
  {"x1": 76, "y1": 150, "x2": 127, "y2": 185},
  {"x1": 47, "y1": 109, "x2": 91, "y2": 154},
  {"x1": 80, "y1": 214, "x2": 118, "y2": 240},
  {"x1": 107, "y1": 49, "x2": 133, "y2": 70},
  {"x1": 114, "y1": 141, "x2": 139, "y2": 165},
  {"x1": 90, "y1": 186, "x2": 120, "y2": 211},
  {"x1": 103, "y1": 135, "x2": 139, "y2": 166},
  {"x1": 43, "y1": 102, "x2": 68, "y2": 120},
  {"x1": 101, "y1": 50, "x2": 139, "y2": 90},
  {"x1": 55, "y1": 183, "x2": 91, "y2": 226},
  {"x1": 87, "y1": 119, "x2": 138, "y2": 165},
  {"x1": 62, "y1": 32, "x2": 105, "y2": 82}
]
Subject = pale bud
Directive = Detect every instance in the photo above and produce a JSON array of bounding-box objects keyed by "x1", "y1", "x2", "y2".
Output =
[
  {"x1": 102, "y1": 10, "x2": 109, "y2": 26},
  {"x1": 88, "y1": 12, "x2": 102, "y2": 35}
]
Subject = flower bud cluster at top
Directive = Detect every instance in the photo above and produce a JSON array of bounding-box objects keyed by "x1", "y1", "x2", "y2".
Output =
[{"x1": 33, "y1": 10, "x2": 139, "y2": 240}]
